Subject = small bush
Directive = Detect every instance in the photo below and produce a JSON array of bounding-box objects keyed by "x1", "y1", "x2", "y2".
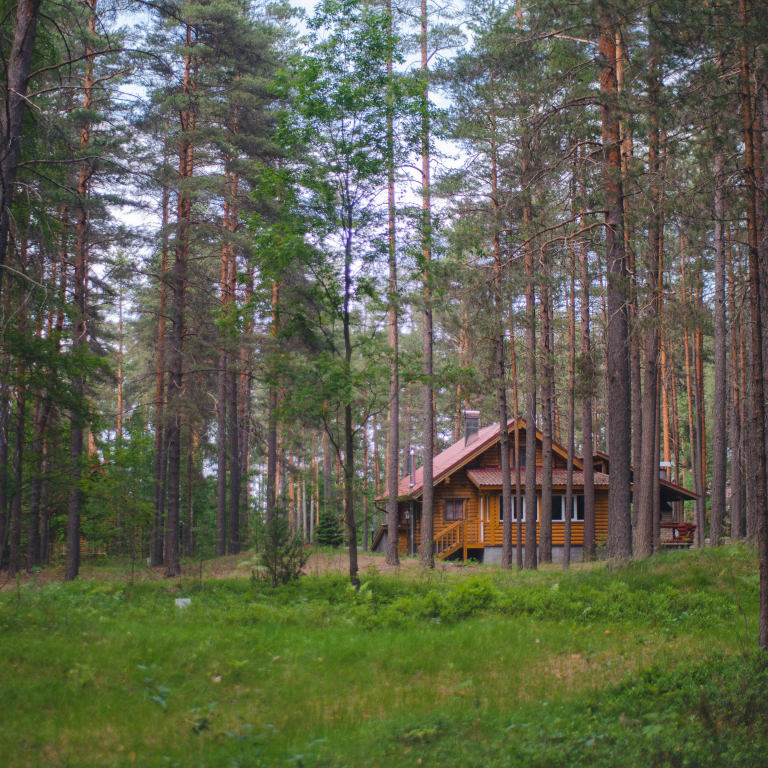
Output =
[
  {"x1": 314, "y1": 506, "x2": 344, "y2": 547},
  {"x1": 259, "y1": 517, "x2": 310, "y2": 587}
]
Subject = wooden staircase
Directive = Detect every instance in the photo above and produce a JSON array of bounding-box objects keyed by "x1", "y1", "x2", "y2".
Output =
[{"x1": 421, "y1": 519, "x2": 465, "y2": 561}]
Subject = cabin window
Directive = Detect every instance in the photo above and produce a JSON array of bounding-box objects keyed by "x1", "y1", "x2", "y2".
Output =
[
  {"x1": 499, "y1": 496, "x2": 525, "y2": 521},
  {"x1": 550, "y1": 496, "x2": 585, "y2": 521},
  {"x1": 514, "y1": 447, "x2": 526, "y2": 468},
  {"x1": 444, "y1": 499, "x2": 464, "y2": 521}
]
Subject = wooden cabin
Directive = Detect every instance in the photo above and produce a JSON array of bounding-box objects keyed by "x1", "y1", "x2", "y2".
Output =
[{"x1": 373, "y1": 414, "x2": 698, "y2": 562}]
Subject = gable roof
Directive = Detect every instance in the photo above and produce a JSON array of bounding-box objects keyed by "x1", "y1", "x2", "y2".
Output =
[
  {"x1": 379, "y1": 418, "x2": 584, "y2": 502},
  {"x1": 376, "y1": 417, "x2": 701, "y2": 503}
]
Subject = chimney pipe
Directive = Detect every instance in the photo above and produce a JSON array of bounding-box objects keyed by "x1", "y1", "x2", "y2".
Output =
[
  {"x1": 464, "y1": 410, "x2": 480, "y2": 446},
  {"x1": 409, "y1": 447, "x2": 415, "y2": 487},
  {"x1": 659, "y1": 461, "x2": 672, "y2": 480}
]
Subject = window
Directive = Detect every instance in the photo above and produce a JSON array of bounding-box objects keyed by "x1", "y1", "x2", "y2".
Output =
[
  {"x1": 548, "y1": 496, "x2": 585, "y2": 521},
  {"x1": 499, "y1": 496, "x2": 525, "y2": 521},
  {"x1": 444, "y1": 499, "x2": 464, "y2": 520},
  {"x1": 514, "y1": 447, "x2": 526, "y2": 468}
]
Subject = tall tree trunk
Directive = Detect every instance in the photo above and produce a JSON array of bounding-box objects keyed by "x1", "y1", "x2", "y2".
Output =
[
  {"x1": 729, "y1": 229, "x2": 743, "y2": 540},
  {"x1": 511, "y1": 325, "x2": 523, "y2": 569},
  {"x1": 165, "y1": 32, "x2": 194, "y2": 578},
  {"x1": 216, "y1": 204, "x2": 229, "y2": 555},
  {"x1": 579, "y1": 162, "x2": 595, "y2": 560},
  {"x1": 539, "y1": 252, "x2": 553, "y2": 564},
  {"x1": 419, "y1": 0, "x2": 434, "y2": 568},
  {"x1": 183, "y1": 430, "x2": 194, "y2": 558},
  {"x1": 9, "y1": 380, "x2": 25, "y2": 575},
  {"x1": 343, "y1": 234, "x2": 359, "y2": 587},
  {"x1": 711, "y1": 137, "x2": 727, "y2": 546},
  {"x1": 601, "y1": 12, "x2": 632, "y2": 561},
  {"x1": 564, "y1": 254, "x2": 575, "y2": 570},
  {"x1": 0, "y1": 0, "x2": 43, "y2": 295},
  {"x1": 523, "y1": 191, "x2": 537, "y2": 570},
  {"x1": 384, "y1": 0, "x2": 399, "y2": 566},
  {"x1": 617, "y1": 31, "x2": 642, "y2": 536},
  {"x1": 65, "y1": 11, "x2": 96, "y2": 580},
  {"x1": 265, "y1": 281, "x2": 279, "y2": 525},
  {"x1": 152, "y1": 182, "x2": 170, "y2": 567},
  {"x1": 739, "y1": 0, "x2": 768, "y2": 646},
  {"x1": 26, "y1": 397, "x2": 52, "y2": 570},
  {"x1": 228, "y1": 241, "x2": 240, "y2": 554},
  {"x1": 636, "y1": 33, "x2": 661, "y2": 558},
  {"x1": 489, "y1": 73, "x2": 512, "y2": 570}
]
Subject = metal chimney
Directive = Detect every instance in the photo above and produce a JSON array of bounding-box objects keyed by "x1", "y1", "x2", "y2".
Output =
[
  {"x1": 409, "y1": 447, "x2": 415, "y2": 487},
  {"x1": 464, "y1": 410, "x2": 480, "y2": 446},
  {"x1": 659, "y1": 461, "x2": 672, "y2": 480}
]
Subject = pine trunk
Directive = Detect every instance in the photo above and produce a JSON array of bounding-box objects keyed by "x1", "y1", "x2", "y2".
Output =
[
  {"x1": 523, "y1": 192, "x2": 537, "y2": 570},
  {"x1": 601, "y1": 13, "x2": 632, "y2": 561},
  {"x1": 0, "y1": 0, "x2": 43, "y2": 293},
  {"x1": 419, "y1": 0, "x2": 434, "y2": 568},
  {"x1": 384, "y1": 0, "x2": 399, "y2": 566},
  {"x1": 165, "y1": 33, "x2": 194, "y2": 578},
  {"x1": 539, "y1": 265, "x2": 553, "y2": 564}
]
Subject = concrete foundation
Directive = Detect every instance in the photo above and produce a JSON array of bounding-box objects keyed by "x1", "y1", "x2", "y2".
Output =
[{"x1": 480, "y1": 546, "x2": 583, "y2": 565}]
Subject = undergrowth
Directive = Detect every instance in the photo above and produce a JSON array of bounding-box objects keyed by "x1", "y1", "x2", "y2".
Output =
[{"x1": 0, "y1": 545, "x2": 762, "y2": 767}]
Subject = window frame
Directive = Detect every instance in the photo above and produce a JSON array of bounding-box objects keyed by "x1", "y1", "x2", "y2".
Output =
[
  {"x1": 549, "y1": 495, "x2": 586, "y2": 521},
  {"x1": 499, "y1": 495, "x2": 526, "y2": 522},
  {"x1": 443, "y1": 497, "x2": 466, "y2": 521}
]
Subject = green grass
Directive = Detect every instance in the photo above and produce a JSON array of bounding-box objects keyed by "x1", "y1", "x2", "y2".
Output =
[{"x1": 1, "y1": 546, "x2": 766, "y2": 767}]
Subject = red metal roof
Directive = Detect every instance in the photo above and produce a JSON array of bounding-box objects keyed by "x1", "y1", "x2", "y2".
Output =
[
  {"x1": 385, "y1": 419, "x2": 518, "y2": 500},
  {"x1": 376, "y1": 417, "x2": 700, "y2": 503}
]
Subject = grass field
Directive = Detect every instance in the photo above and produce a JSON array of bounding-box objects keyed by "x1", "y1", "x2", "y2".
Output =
[{"x1": 2, "y1": 546, "x2": 768, "y2": 767}]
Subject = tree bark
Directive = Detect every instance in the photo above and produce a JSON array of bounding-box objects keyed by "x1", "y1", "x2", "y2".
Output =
[
  {"x1": 523, "y1": 192, "x2": 537, "y2": 570},
  {"x1": 8, "y1": 382, "x2": 25, "y2": 575},
  {"x1": 419, "y1": 0, "x2": 434, "y2": 568},
  {"x1": 216, "y1": 212, "x2": 229, "y2": 555},
  {"x1": 564, "y1": 256, "x2": 575, "y2": 570},
  {"x1": 227, "y1": 241, "x2": 240, "y2": 553},
  {"x1": 152, "y1": 183, "x2": 170, "y2": 567},
  {"x1": 0, "y1": 0, "x2": 44, "y2": 295},
  {"x1": 26, "y1": 397, "x2": 52, "y2": 569},
  {"x1": 636, "y1": 35, "x2": 661, "y2": 558},
  {"x1": 266, "y1": 281, "x2": 279, "y2": 525},
  {"x1": 539, "y1": 254, "x2": 553, "y2": 564},
  {"x1": 728, "y1": 230, "x2": 743, "y2": 540},
  {"x1": 165, "y1": 32, "x2": 194, "y2": 578},
  {"x1": 738, "y1": 0, "x2": 768, "y2": 646},
  {"x1": 384, "y1": 0, "x2": 400, "y2": 566},
  {"x1": 711, "y1": 140, "x2": 727, "y2": 546},
  {"x1": 600, "y1": 12, "x2": 632, "y2": 562},
  {"x1": 579, "y1": 165, "x2": 595, "y2": 560}
]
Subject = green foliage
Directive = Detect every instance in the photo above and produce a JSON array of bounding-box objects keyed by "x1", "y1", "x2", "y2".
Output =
[
  {"x1": 314, "y1": 505, "x2": 344, "y2": 548},
  {"x1": 0, "y1": 547, "x2": 761, "y2": 767},
  {"x1": 259, "y1": 516, "x2": 310, "y2": 587}
]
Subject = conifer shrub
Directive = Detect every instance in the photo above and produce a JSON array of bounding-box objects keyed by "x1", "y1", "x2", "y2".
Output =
[
  {"x1": 259, "y1": 516, "x2": 310, "y2": 587},
  {"x1": 314, "y1": 506, "x2": 343, "y2": 548}
]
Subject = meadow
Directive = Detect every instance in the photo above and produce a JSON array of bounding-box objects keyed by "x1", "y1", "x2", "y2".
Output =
[{"x1": 2, "y1": 546, "x2": 768, "y2": 767}]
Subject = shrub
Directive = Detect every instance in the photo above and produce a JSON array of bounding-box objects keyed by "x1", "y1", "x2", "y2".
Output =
[
  {"x1": 314, "y1": 505, "x2": 343, "y2": 547},
  {"x1": 259, "y1": 517, "x2": 310, "y2": 587}
]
